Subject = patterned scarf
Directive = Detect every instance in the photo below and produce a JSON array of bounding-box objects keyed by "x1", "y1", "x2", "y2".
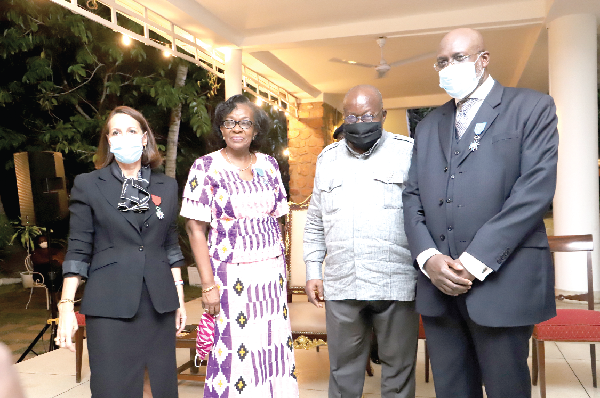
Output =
[{"x1": 110, "y1": 161, "x2": 150, "y2": 212}]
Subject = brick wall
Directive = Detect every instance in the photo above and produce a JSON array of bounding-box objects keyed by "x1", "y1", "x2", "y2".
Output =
[{"x1": 286, "y1": 102, "x2": 342, "y2": 203}]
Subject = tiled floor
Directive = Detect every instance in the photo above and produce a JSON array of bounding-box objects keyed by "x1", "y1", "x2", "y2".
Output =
[{"x1": 8, "y1": 297, "x2": 600, "y2": 398}]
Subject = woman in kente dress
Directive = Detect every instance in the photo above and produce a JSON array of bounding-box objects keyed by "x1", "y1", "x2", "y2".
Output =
[{"x1": 181, "y1": 94, "x2": 299, "y2": 398}]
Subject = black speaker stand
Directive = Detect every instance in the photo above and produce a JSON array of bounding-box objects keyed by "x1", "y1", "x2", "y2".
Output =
[{"x1": 17, "y1": 228, "x2": 59, "y2": 363}]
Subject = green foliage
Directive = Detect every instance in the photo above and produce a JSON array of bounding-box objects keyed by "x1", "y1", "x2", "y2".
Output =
[
  {"x1": 9, "y1": 219, "x2": 45, "y2": 251},
  {"x1": 0, "y1": 0, "x2": 291, "y2": 222},
  {"x1": 0, "y1": 0, "x2": 223, "y2": 218}
]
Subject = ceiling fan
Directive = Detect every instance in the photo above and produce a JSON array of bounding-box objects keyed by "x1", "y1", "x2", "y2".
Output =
[{"x1": 330, "y1": 37, "x2": 435, "y2": 79}]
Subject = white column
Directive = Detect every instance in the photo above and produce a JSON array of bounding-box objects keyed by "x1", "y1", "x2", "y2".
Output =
[
  {"x1": 548, "y1": 14, "x2": 599, "y2": 293},
  {"x1": 225, "y1": 48, "x2": 243, "y2": 99}
]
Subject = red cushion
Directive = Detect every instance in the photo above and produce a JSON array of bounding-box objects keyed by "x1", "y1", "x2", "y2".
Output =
[
  {"x1": 75, "y1": 311, "x2": 86, "y2": 326},
  {"x1": 533, "y1": 309, "x2": 600, "y2": 341},
  {"x1": 418, "y1": 316, "x2": 426, "y2": 339}
]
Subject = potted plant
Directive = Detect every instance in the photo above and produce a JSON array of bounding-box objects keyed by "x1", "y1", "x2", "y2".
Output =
[{"x1": 10, "y1": 219, "x2": 46, "y2": 288}]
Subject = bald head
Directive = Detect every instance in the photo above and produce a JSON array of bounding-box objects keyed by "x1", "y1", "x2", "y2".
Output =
[
  {"x1": 439, "y1": 28, "x2": 485, "y2": 54},
  {"x1": 436, "y1": 28, "x2": 490, "y2": 92},
  {"x1": 343, "y1": 85, "x2": 383, "y2": 113}
]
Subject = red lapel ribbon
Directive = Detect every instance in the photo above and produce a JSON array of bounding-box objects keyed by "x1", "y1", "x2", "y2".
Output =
[{"x1": 151, "y1": 194, "x2": 161, "y2": 206}]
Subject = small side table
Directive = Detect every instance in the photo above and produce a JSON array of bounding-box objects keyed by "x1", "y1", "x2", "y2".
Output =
[{"x1": 176, "y1": 325, "x2": 207, "y2": 382}]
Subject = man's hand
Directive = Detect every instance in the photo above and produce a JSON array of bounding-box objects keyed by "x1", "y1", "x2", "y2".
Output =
[
  {"x1": 305, "y1": 279, "x2": 324, "y2": 308},
  {"x1": 450, "y1": 259, "x2": 476, "y2": 282},
  {"x1": 424, "y1": 254, "x2": 472, "y2": 296}
]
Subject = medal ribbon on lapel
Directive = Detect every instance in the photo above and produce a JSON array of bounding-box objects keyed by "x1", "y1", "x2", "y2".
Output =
[
  {"x1": 151, "y1": 194, "x2": 164, "y2": 219},
  {"x1": 469, "y1": 122, "x2": 487, "y2": 152}
]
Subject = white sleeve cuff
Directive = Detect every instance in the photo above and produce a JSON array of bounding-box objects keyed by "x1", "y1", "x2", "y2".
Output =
[
  {"x1": 416, "y1": 248, "x2": 442, "y2": 279},
  {"x1": 459, "y1": 252, "x2": 493, "y2": 281},
  {"x1": 305, "y1": 261, "x2": 324, "y2": 281}
]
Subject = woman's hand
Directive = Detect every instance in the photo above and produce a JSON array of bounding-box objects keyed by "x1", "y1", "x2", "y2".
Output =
[
  {"x1": 202, "y1": 287, "x2": 220, "y2": 316},
  {"x1": 175, "y1": 306, "x2": 187, "y2": 336},
  {"x1": 55, "y1": 305, "x2": 78, "y2": 352}
]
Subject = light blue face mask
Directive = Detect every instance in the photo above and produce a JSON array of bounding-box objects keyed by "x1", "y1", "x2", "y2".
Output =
[
  {"x1": 438, "y1": 57, "x2": 484, "y2": 99},
  {"x1": 109, "y1": 134, "x2": 145, "y2": 164}
]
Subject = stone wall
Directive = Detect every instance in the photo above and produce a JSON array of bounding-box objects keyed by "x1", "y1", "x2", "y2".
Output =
[{"x1": 287, "y1": 102, "x2": 342, "y2": 203}]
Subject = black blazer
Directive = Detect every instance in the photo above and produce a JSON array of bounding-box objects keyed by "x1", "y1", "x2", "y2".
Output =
[
  {"x1": 63, "y1": 166, "x2": 184, "y2": 318},
  {"x1": 403, "y1": 81, "x2": 559, "y2": 327}
]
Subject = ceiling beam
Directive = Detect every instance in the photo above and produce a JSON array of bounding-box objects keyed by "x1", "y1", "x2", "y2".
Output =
[{"x1": 250, "y1": 51, "x2": 322, "y2": 98}]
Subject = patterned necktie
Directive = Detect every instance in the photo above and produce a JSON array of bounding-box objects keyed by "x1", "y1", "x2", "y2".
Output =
[{"x1": 455, "y1": 98, "x2": 476, "y2": 139}]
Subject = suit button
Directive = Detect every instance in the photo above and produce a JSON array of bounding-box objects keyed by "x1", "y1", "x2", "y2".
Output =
[
  {"x1": 451, "y1": 174, "x2": 455, "y2": 179},
  {"x1": 448, "y1": 226, "x2": 453, "y2": 231},
  {"x1": 439, "y1": 199, "x2": 444, "y2": 205},
  {"x1": 444, "y1": 167, "x2": 448, "y2": 172},
  {"x1": 446, "y1": 198, "x2": 452, "y2": 203},
  {"x1": 139, "y1": 246, "x2": 144, "y2": 251},
  {"x1": 440, "y1": 235, "x2": 446, "y2": 241},
  {"x1": 144, "y1": 223, "x2": 149, "y2": 228}
]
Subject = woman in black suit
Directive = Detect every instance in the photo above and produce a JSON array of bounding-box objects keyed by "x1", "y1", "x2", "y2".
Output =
[{"x1": 55, "y1": 106, "x2": 187, "y2": 398}]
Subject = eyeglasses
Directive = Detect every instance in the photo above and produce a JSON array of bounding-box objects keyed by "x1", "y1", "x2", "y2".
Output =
[
  {"x1": 110, "y1": 128, "x2": 143, "y2": 136},
  {"x1": 433, "y1": 52, "x2": 484, "y2": 72},
  {"x1": 344, "y1": 110, "x2": 383, "y2": 124},
  {"x1": 222, "y1": 119, "x2": 253, "y2": 130}
]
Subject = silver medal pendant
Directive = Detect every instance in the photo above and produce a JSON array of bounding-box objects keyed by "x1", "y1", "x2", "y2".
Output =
[
  {"x1": 469, "y1": 141, "x2": 480, "y2": 152},
  {"x1": 156, "y1": 206, "x2": 164, "y2": 220}
]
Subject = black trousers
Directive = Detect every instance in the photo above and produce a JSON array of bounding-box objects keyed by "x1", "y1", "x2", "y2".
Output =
[
  {"x1": 422, "y1": 295, "x2": 534, "y2": 398},
  {"x1": 86, "y1": 283, "x2": 178, "y2": 398}
]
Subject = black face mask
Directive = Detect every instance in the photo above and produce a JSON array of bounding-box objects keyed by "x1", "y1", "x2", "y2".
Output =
[{"x1": 344, "y1": 121, "x2": 383, "y2": 151}]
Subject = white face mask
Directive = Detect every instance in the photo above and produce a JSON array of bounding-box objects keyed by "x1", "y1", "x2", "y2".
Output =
[
  {"x1": 109, "y1": 133, "x2": 145, "y2": 164},
  {"x1": 438, "y1": 59, "x2": 484, "y2": 99}
]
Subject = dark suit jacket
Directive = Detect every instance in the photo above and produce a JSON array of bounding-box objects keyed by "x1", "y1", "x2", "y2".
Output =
[
  {"x1": 63, "y1": 165, "x2": 184, "y2": 318},
  {"x1": 402, "y1": 81, "x2": 559, "y2": 327}
]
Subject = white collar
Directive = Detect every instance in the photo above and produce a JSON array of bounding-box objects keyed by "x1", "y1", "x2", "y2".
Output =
[{"x1": 455, "y1": 75, "x2": 495, "y2": 105}]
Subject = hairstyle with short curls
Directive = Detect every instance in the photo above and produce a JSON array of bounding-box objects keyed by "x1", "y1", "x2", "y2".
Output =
[
  {"x1": 212, "y1": 94, "x2": 270, "y2": 152},
  {"x1": 94, "y1": 106, "x2": 163, "y2": 170}
]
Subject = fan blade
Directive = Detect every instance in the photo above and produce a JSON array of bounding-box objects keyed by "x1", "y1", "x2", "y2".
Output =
[
  {"x1": 388, "y1": 52, "x2": 436, "y2": 68},
  {"x1": 329, "y1": 58, "x2": 377, "y2": 68}
]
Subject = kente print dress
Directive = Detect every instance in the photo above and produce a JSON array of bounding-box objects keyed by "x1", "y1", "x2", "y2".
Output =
[{"x1": 181, "y1": 150, "x2": 299, "y2": 398}]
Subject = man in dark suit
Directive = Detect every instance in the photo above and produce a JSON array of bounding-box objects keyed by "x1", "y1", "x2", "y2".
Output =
[{"x1": 402, "y1": 28, "x2": 559, "y2": 398}]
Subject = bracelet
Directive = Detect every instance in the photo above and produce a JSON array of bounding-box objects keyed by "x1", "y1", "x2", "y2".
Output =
[
  {"x1": 202, "y1": 284, "x2": 218, "y2": 294},
  {"x1": 174, "y1": 280, "x2": 184, "y2": 286},
  {"x1": 57, "y1": 299, "x2": 74, "y2": 307}
]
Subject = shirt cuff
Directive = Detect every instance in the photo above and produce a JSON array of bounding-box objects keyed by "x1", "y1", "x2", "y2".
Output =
[
  {"x1": 306, "y1": 261, "x2": 323, "y2": 281},
  {"x1": 416, "y1": 248, "x2": 442, "y2": 279},
  {"x1": 166, "y1": 247, "x2": 185, "y2": 266},
  {"x1": 62, "y1": 260, "x2": 89, "y2": 279},
  {"x1": 459, "y1": 252, "x2": 493, "y2": 281}
]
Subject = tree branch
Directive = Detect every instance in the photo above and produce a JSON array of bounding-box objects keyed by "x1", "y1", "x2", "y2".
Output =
[
  {"x1": 98, "y1": 71, "x2": 111, "y2": 110},
  {"x1": 51, "y1": 63, "x2": 104, "y2": 97},
  {"x1": 77, "y1": 94, "x2": 98, "y2": 115},
  {"x1": 74, "y1": 103, "x2": 92, "y2": 120}
]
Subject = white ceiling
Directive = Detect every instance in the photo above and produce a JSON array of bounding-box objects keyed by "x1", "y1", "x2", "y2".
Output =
[{"x1": 139, "y1": 0, "x2": 599, "y2": 109}]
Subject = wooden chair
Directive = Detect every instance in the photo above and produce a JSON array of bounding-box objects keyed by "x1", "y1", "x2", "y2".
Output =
[
  {"x1": 284, "y1": 196, "x2": 328, "y2": 351},
  {"x1": 419, "y1": 316, "x2": 430, "y2": 383},
  {"x1": 531, "y1": 234, "x2": 596, "y2": 398},
  {"x1": 74, "y1": 311, "x2": 86, "y2": 383}
]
